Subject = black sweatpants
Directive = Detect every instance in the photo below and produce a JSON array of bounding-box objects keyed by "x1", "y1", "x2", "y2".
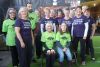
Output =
[
  {"x1": 16, "y1": 38, "x2": 32, "y2": 67},
  {"x1": 35, "y1": 34, "x2": 42, "y2": 58},
  {"x1": 72, "y1": 37, "x2": 86, "y2": 61},
  {"x1": 46, "y1": 53, "x2": 55, "y2": 67},
  {"x1": 9, "y1": 46, "x2": 19, "y2": 66},
  {"x1": 86, "y1": 36, "x2": 95, "y2": 58}
]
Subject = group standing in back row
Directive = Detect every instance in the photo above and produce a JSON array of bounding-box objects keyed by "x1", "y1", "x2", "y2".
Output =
[{"x1": 2, "y1": 2, "x2": 96, "y2": 67}]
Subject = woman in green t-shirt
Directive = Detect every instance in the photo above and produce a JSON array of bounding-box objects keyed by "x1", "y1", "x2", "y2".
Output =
[
  {"x1": 2, "y1": 8, "x2": 19, "y2": 67},
  {"x1": 41, "y1": 22, "x2": 56, "y2": 67},
  {"x1": 56, "y1": 22, "x2": 72, "y2": 67}
]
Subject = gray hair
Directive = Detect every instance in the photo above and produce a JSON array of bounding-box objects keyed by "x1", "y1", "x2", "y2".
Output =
[
  {"x1": 5, "y1": 8, "x2": 16, "y2": 19},
  {"x1": 45, "y1": 22, "x2": 53, "y2": 31}
]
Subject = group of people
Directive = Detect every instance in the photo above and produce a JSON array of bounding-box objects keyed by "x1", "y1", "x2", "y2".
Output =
[{"x1": 1, "y1": 2, "x2": 96, "y2": 67}]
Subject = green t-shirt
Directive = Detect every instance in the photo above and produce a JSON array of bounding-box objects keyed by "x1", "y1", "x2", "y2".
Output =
[
  {"x1": 56, "y1": 32, "x2": 71, "y2": 47},
  {"x1": 41, "y1": 31, "x2": 56, "y2": 49},
  {"x1": 28, "y1": 12, "x2": 39, "y2": 30},
  {"x1": 2, "y1": 19, "x2": 16, "y2": 46}
]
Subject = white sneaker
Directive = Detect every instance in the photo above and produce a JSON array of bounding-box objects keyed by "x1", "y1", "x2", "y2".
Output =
[
  {"x1": 82, "y1": 61, "x2": 86, "y2": 65},
  {"x1": 92, "y1": 58, "x2": 96, "y2": 61}
]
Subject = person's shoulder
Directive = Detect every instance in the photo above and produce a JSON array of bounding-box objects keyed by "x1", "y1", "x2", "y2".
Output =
[
  {"x1": 3, "y1": 19, "x2": 12, "y2": 24},
  {"x1": 72, "y1": 16, "x2": 76, "y2": 20},
  {"x1": 52, "y1": 32, "x2": 56, "y2": 35},
  {"x1": 81, "y1": 15, "x2": 87, "y2": 19},
  {"x1": 3, "y1": 19, "x2": 10, "y2": 22},
  {"x1": 15, "y1": 18, "x2": 21, "y2": 22},
  {"x1": 56, "y1": 32, "x2": 60, "y2": 35}
]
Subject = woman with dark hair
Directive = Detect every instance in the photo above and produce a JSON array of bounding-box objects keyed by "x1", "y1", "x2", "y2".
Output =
[
  {"x1": 56, "y1": 9, "x2": 64, "y2": 25},
  {"x1": 62, "y1": 7, "x2": 73, "y2": 33},
  {"x1": 2, "y1": 8, "x2": 19, "y2": 67},
  {"x1": 71, "y1": 6, "x2": 89, "y2": 65},
  {"x1": 56, "y1": 22, "x2": 72, "y2": 67}
]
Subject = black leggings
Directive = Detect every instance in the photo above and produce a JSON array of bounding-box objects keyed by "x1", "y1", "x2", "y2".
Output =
[
  {"x1": 45, "y1": 51, "x2": 55, "y2": 67},
  {"x1": 72, "y1": 37, "x2": 86, "y2": 61},
  {"x1": 16, "y1": 39, "x2": 32, "y2": 67},
  {"x1": 86, "y1": 36, "x2": 95, "y2": 58},
  {"x1": 10, "y1": 46, "x2": 19, "y2": 66}
]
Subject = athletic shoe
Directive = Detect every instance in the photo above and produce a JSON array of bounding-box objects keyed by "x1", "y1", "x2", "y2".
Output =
[
  {"x1": 91, "y1": 58, "x2": 96, "y2": 61},
  {"x1": 82, "y1": 61, "x2": 86, "y2": 65}
]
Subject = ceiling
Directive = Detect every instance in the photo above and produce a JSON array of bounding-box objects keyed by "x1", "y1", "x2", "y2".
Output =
[{"x1": 81, "y1": 0, "x2": 100, "y2": 7}]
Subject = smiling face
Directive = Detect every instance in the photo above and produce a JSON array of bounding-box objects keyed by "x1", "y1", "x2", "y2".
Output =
[
  {"x1": 75, "y1": 7, "x2": 82, "y2": 16},
  {"x1": 9, "y1": 9, "x2": 16, "y2": 19},
  {"x1": 18, "y1": 7, "x2": 28, "y2": 19},
  {"x1": 46, "y1": 23, "x2": 53, "y2": 32},
  {"x1": 60, "y1": 23, "x2": 67, "y2": 32},
  {"x1": 63, "y1": 9, "x2": 70, "y2": 17},
  {"x1": 27, "y1": 3, "x2": 33, "y2": 12},
  {"x1": 84, "y1": 9, "x2": 90, "y2": 17},
  {"x1": 44, "y1": 8, "x2": 50, "y2": 17},
  {"x1": 58, "y1": 11, "x2": 63, "y2": 18},
  {"x1": 50, "y1": 9, "x2": 56, "y2": 18}
]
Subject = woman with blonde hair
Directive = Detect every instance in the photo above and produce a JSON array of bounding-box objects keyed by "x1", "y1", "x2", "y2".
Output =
[{"x1": 15, "y1": 7, "x2": 34, "y2": 67}]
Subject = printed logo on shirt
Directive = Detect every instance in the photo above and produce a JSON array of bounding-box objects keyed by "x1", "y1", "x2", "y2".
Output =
[
  {"x1": 63, "y1": 21, "x2": 71, "y2": 26},
  {"x1": 88, "y1": 19, "x2": 90, "y2": 23},
  {"x1": 61, "y1": 36, "x2": 67, "y2": 40},
  {"x1": 45, "y1": 20, "x2": 53, "y2": 24},
  {"x1": 29, "y1": 17, "x2": 34, "y2": 20},
  {"x1": 73, "y1": 19, "x2": 83, "y2": 25},
  {"x1": 23, "y1": 22, "x2": 31, "y2": 29},
  {"x1": 47, "y1": 37, "x2": 54, "y2": 40}
]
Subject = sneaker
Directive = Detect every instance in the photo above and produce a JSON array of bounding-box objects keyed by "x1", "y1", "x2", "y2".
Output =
[
  {"x1": 13, "y1": 66, "x2": 18, "y2": 67},
  {"x1": 82, "y1": 61, "x2": 86, "y2": 65},
  {"x1": 91, "y1": 58, "x2": 95, "y2": 61},
  {"x1": 32, "y1": 59, "x2": 37, "y2": 63},
  {"x1": 72, "y1": 59, "x2": 76, "y2": 63}
]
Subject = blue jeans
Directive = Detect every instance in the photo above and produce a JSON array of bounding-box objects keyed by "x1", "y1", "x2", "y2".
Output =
[{"x1": 57, "y1": 47, "x2": 72, "y2": 62}]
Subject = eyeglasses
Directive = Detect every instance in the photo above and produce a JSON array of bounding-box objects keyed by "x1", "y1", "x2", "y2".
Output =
[{"x1": 9, "y1": 12, "x2": 16, "y2": 14}]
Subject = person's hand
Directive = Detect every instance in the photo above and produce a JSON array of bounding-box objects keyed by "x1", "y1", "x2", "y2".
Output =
[
  {"x1": 51, "y1": 49, "x2": 55, "y2": 54},
  {"x1": 90, "y1": 36, "x2": 93, "y2": 39},
  {"x1": 63, "y1": 48, "x2": 67, "y2": 52},
  {"x1": 32, "y1": 40, "x2": 34, "y2": 46},
  {"x1": 47, "y1": 50, "x2": 51, "y2": 55},
  {"x1": 20, "y1": 41, "x2": 25, "y2": 48},
  {"x1": 83, "y1": 37, "x2": 87, "y2": 40}
]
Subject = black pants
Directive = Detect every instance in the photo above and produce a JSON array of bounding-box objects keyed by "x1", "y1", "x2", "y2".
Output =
[
  {"x1": 35, "y1": 34, "x2": 42, "y2": 58},
  {"x1": 72, "y1": 37, "x2": 86, "y2": 61},
  {"x1": 9, "y1": 46, "x2": 19, "y2": 66},
  {"x1": 86, "y1": 36, "x2": 95, "y2": 58},
  {"x1": 45, "y1": 51, "x2": 55, "y2": 67},
  {"x1": 16, "y1": 39, "x2": 32, "y2": 67}
]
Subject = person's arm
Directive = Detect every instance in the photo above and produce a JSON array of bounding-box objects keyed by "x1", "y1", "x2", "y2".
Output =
[
  {"x1": 42, "y1": 42, "x2": 49, "y2": 50},
  {"x1": 52, "y1": 42, "x2": 56, "y2": 50},
  {"x1": 91, "y1": 23, "x2": 96, "y2": 39},
  {"x1": 65, "y1": 41, "x2": 71, "y2": 48},
  {"x1": 2, "y1": 20, "x2": 8, "y2": 32},
  {"x1": 31, "y1": 30, "x2": 34, "y2": 46},
  {"x1": 15, "y1": 27, "x2": 25, "y2": 48},
  {"x1": 71, "y1": 23, "x2": 74, "y2": 37},
  {"x1": 56, "y1": 41, "x2": 64, "y2": 49},
  {"x1": 53, "y1": 23, "x2": 56, "y2": 32},
  {"x1": 83, "y1": 22, "x2": 89, "y2": 39},
  {"x1": 40, "y1": 24, "x2": 44, "y2": 33}
]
